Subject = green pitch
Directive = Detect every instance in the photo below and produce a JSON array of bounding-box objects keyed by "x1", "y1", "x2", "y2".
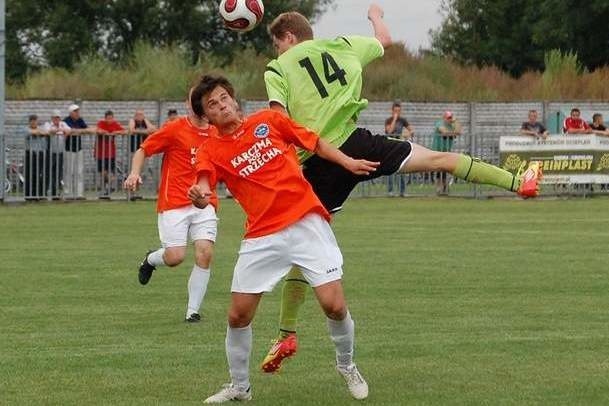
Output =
[{"x1": 2, "y1": 198, "x2": 609, "y2": 405}]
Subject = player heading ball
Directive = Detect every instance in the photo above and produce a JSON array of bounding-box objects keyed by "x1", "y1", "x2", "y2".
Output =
[{"x1": 187, "y1": 74, "x2": 377, "y2": 403}]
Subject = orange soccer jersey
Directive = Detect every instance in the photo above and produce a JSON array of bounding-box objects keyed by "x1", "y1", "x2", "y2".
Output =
[
  {"x1": 195, "y1": 109, "x2": 330, "y2": 238},
  {"x1": 141, "y1": 116, "x2": 219, "y2": 213}
]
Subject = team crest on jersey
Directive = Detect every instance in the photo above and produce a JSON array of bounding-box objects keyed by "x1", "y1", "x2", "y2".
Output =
[{"x1": 254, "y1": 123, "x2": 270, "y2": 138}]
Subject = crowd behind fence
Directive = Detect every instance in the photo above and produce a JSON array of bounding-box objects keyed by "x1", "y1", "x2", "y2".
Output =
[{"x1": 3, "y1": 100, "x2": 609, "y2": 203}]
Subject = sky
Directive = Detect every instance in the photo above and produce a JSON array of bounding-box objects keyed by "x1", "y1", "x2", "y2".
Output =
[{"x1": 312, "y1": 0, "x2": 444, "y2": 52}]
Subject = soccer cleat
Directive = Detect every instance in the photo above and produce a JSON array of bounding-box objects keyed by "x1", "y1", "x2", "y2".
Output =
[
  {"x1": 336, "y1": 364, "x2": 369, "y2": 400},
  {"x1": 185, "y1": 313, "x2": 201, "y2": 323},
  {"x1": 260, "y1": 334, "x2": 298, "y2": 373},
  {"x1": 517, "y1": 161, "x2": 543, "y2": 198},
  {"x1": 204, "y1": 383, "x2": 252, "y2": 403},
  {"x1": 138, "y1": 250, "x2": 156, "y2": 285}
]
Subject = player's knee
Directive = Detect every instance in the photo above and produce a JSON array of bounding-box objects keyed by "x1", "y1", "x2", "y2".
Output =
[
  {"x1": 163, "y1": 250, "x2": 185, "y2": 267},
  {"x1": 228, "y1": 309, "x2": 253, "y2": 328},
  {"x1": 322, "y1": 301, "x2": 347, "y2": 320},
  {"x1": 194, "y1": 244, "x2": 213, "y2": 268}
]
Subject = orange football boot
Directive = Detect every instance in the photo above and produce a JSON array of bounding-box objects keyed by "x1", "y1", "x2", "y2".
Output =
[{"x1": 260, "y1": 334, "x2": 298, "y2": 373}]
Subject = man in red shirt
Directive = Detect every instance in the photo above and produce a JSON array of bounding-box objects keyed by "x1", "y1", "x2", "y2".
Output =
[
  {"x1": 96, "y1": 110, "x2": 126, "y2": 198},
  {"x1": 188, "y1": 75, "x2": 378, "y2": 403},
  {"x1": 124, "y1": 87, "x2": 219, "y2": 323},
  {"x1": 563, "y1": 108, "x2": 593, "y2": 135}
]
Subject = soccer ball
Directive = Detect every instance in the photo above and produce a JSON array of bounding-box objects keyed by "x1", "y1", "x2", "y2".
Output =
[{"x1": 219, "y1": 0, "x2": 264, "y2": 33}]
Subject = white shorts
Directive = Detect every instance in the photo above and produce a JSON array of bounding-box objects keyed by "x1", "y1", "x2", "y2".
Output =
[
  {"x1": 158, "y1": 205, "x2": 218, "y2": 248},
  {"x1": 231, "y1": 213, "x2": 343, "y2": 293}
]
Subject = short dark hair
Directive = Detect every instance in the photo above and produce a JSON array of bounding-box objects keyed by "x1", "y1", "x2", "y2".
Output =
[
  {"x1": 268, "y1": 11, "x2": 314, "y2": 42},
  {"x1": 167, "y1": 108, "x2": 178, "y2": 116},
  {"x1": 593, "y1": 113, "x2": 602, "y2": 122},
  {"x1": 392, "y1": 100, "x2": 402, "y2": 109},
  {"x1": 28, "y1": 114, "x2": 38, "y2": 122},
  {"x1": 528, "y1": 109, "x2": 537, "y2": 114},
  {"x1": 104, "y1": 110, "x2": 114, "y2": 118},
  {"x1": 190, "y1": 75, "x2": 235, "y2": 117},
  {"x1": 571, "y1": 108, "x2": 581, "y2": 114}
]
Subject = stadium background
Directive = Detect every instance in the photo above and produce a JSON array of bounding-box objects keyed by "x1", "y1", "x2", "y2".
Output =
[
  {"x1": 4, "y1": 99, "x2": 609, "y2": 201},
  {"x1": 3, "y1": 1, "x2": 609, "y2": 404}
]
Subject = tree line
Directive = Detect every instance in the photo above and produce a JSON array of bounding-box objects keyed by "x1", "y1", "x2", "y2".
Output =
[
  {"x1": 431, "y1": 0, "x2": 609, "y2": 76},
  {"x1": 6, "y1": 0, "x2": 333, "y2": 82},
  {"x1": 8, "y1": 0, "x2": 609, "y2": 86}
]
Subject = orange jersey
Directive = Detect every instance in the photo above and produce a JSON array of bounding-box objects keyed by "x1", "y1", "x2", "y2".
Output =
[
  {"x1": 195, "y1": 109, "x2": 330, "y2": 238},
  {"x1": 141, "y1": 116, "x2": 219, "y2": 213}
]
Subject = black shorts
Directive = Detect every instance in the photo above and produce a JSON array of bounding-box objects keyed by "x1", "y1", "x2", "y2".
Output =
[
  {"x1": 303, "y1": 128, "x2": 412, "y2": 212},
  {"x1": 97, "y1": 158, "x2": 116, "y2": 173}
]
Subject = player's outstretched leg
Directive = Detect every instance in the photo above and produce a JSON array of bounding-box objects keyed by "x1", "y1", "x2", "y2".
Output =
[
  {"x1": 204, "y1": 293, "x2": 260, "y2": 403},
  {"x1": 402, "y1": 143, "x2": 542, "y2": 198},
  {"x1": 261, "y1": 267, "x2": 307, "y2": 373},
  {"x1": 313, "y1": 280, "x2": 368, "y2": 400}
]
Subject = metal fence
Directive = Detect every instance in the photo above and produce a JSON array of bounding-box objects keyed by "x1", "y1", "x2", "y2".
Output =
[
  {"x1": 4, "y1": 133, "x2": 164, "y2": 201},
  {"x1": 4, "y1": 128, "x2": 606, "y2": 204},
  {"x1": 4, "y1": 97, "x2": 609, "y2": 203}
]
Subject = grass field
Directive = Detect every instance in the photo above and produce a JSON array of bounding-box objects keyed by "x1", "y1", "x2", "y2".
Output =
[{"x1": 2, "y1": 198, "x2": 609, "y2": 405}]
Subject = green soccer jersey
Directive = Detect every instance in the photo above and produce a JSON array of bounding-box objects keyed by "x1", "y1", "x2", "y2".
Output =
[{"x1": 264, "y1": 35, "x2": 384, "y2": 162}]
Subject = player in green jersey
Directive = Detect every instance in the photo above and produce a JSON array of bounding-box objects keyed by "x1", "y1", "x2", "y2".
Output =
[{"x1": 260, "y1": 4, "x2": 543, "y2": 374}]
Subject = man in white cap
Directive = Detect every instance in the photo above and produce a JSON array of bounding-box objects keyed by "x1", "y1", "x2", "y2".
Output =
[
  {"x1": 42, "y1": 110, "x2": 71, "y2": 199},
  {"x1": 63, "y1": 104, "x2": 94, "y2": 199}
]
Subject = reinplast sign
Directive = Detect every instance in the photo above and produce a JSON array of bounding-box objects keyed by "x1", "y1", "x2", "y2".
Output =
[{"x1": 500, "y1": 135, "x2": 609, "y2": 184}]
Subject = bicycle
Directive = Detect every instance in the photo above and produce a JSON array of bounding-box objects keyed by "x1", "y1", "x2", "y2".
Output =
[{"x1": 4, "y1": 148, "x2": 25, "y2": 194}]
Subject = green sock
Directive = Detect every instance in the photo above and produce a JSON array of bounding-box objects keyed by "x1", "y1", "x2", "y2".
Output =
[
  {"x1": 452, "y1": 155, "x2": 520, "y2": 192},
  {"x1": 278, "y1": 267, "x2": 309, "y2": 338}
]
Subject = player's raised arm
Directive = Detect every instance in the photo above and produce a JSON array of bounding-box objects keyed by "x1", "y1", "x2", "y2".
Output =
[{"x1": 368, "y1": 4, "x2": 392, "y2": 48}]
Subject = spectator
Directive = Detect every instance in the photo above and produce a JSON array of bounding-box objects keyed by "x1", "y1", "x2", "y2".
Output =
[
  {"x1": 96, "y1": 110, "x2": 126, "y2": 199},
  {"x1": 128, "y1": 109, "x2": 157, "y2": 200},
  {"x1": 384, "y1": 100, "x2": 414, "y2": 140},
  {"x1": 520, "y1": 110, "x2": 549, "y2": 139},
  {"x1": 24, "y1": 114, "x2": 49, "y2": 200},
  {"x1": 166, "y1": 108, "x2": 179, "y2": 123},
  {"x1": 384, "y1": 101, "x2": 413, "y2": 197},
  {"x1": 42, "y1": 110, "x2": 71, "y2": 199},
  {"x1": 128, "y1": 109, "x2": 157, "y2": 153},
  {"x1": 590, "y1": 113, "x2": 609, "y2": 136},
  {"x1": 63, "y1": 104, "x2": 95, "y2": 199},
  {"x1": 563, "y1": 108, "x2": 593, "y2": 134},
  {"x1": 432, "y1": 111, "x2": 462, "y2": 195}
]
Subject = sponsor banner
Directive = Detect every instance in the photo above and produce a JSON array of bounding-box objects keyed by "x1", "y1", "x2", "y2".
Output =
[{"x1": 499, "y1": 135, "x2": 609, "y2": 184}]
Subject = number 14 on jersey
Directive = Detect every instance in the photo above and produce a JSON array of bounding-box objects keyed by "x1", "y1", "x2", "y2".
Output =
[{"x1": 299, "y1": 52, "x2": 348, "y2": 98}]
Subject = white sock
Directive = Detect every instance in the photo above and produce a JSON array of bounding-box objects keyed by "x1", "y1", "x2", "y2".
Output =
[
  {"x1": 186, "y1": 265, "x2": 211, "y2": 317},
  {"x1": 226, "y1": 324, "x2": 252, "y2": 392},
  {"x1": 147, "y1": 248, "x2": 166, "y2": 267},
  {"x1": 327, "y1": 311, "x2": 355, "y2": 369}
]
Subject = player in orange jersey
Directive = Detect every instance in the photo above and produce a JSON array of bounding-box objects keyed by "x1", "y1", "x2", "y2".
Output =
[
  {"x1": 124, "y1": 84, "x2": 218, "y2": 323},
  {"x1": 187, "y1": 75, "x2": 378, "y2": 403}
]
